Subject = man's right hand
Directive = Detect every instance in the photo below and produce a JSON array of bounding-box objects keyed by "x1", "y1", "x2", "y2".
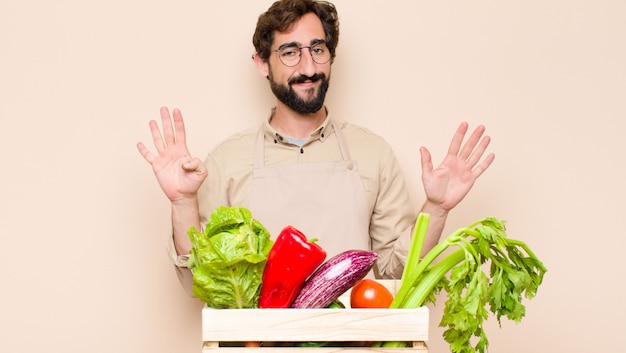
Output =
[{"x1": 137, "y1": 107, "x2": 207, "y2": 203}]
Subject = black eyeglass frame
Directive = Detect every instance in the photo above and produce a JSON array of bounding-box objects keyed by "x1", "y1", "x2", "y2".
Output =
[{"x1": 273, "y1": 40, "x2": 332, "y2": 67}]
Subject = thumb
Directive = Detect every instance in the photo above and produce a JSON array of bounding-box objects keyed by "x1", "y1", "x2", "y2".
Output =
[
  {"x1": 419, "y1": 146, "x2": 433, "y2": 174},
  {"x1": 182, "y1": 157, "x2": 207, "y2": 176}
]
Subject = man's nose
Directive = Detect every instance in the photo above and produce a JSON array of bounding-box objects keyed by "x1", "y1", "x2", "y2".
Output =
[{"x1": 297, "y1": 47, "x2": 317, "y2": 77}]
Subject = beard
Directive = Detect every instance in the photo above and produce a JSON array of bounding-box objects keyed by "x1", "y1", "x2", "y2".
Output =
[{"x1": 269, "y1": 72, "x2": 330, "y2": 114}]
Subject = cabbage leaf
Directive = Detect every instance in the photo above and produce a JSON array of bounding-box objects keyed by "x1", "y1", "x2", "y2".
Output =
[{"x1": 188, "y1": 206, "x2": 274, "y2": 308}]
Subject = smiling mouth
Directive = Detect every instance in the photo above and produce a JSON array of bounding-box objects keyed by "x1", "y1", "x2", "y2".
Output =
[
  {"x1": 292, "y1": 80, "x2": 317, "y2": 88},
  {"x1": 289, "y1": 73, "x2": 324, "y2": 85}
]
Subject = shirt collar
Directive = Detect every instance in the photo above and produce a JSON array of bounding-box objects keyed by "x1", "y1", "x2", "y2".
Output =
[{"x1": 263, "y1": 108, "x2": 335, "y2": 145}]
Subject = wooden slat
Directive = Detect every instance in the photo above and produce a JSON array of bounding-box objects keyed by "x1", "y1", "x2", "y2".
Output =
[
  {"x1": 202, "y1": 341, "x2": 429, "y2": 352},
  {"x1": 200, "y1": 280, "x2": 428, "y2": 351},
  {"x1": 202, "y1": 306, "x2": 428, "y2": 342}
]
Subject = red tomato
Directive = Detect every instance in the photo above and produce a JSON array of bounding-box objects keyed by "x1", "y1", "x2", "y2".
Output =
[{"x1": 349, "y1": 279, "x2": 394, "y2": 308}]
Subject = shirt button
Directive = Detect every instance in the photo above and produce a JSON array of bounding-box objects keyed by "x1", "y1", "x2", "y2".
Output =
[{"x1": 347, "y1": 163, "x2": 354, "y2": 170}]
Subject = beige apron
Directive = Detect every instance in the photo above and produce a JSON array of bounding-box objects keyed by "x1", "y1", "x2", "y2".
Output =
[{"x1": 248, "y1": 123, "x2": 371, "y2": 260}]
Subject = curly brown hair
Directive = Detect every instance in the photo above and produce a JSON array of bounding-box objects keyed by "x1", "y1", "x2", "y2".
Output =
[{"x1": 252, "y1": 0, "x2": 339, "y2": 62}]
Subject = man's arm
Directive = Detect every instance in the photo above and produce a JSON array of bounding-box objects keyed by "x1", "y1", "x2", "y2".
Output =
[
  {"x1": 137, "y1": 107, "x2": 208, "y2": 256},
  {"x1": 171, "y1": 197, "x2": 200, "y2": 256},
  {"x1": 417, "y1": 122, "x2": 495, "y2": 253},
  {"x1": 418, "y1": 200, "x2": 449, "y2": 257}
]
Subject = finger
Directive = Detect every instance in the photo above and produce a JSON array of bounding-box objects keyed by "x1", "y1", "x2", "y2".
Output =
[
  {"x1": 465, "y1": 135, "x2": 491, "y2": 168},
  {"x1": 160, "y1": 106, "x2": 176, "y2": 146},
  {"x1": 149, "y1": 120, "x2": 166, "y2": 152},
  {"x1": 136, "y1": 142, "x2": 155, "y2": 164},
  {"x1": 472, "y1": 152, "x2": 496, "y2": 179},
  {"x1": 172, "y1": 108, "x2": 187, "y2": 145},
  {"x1": 458, "y1": 124, "x2": 486, "y2": 161},
  {"x1": 182, "y1": 157, "x2": 208, "y2": 176},
  {"x1": 447, "y1": 122, "x2": 469, "y2": 156}
]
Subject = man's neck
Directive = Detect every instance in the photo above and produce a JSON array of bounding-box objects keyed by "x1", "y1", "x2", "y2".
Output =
[{"x1": 270, "y1": 103, "x2": 327, "y2": 140}]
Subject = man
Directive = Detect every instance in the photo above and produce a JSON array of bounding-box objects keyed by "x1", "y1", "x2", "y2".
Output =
[{"x1": 137, "y1": 0, "x2": 494, "y2": 294}]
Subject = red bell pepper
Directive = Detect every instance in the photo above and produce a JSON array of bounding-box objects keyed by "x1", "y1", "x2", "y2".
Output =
[{"x1": 259, "y1": 226, "x2": 327, "y2": 308}]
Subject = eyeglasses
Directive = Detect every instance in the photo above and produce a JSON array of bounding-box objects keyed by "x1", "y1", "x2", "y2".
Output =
[{"x1": 274, "y1": 42, "x2": 331, "y2": 67}]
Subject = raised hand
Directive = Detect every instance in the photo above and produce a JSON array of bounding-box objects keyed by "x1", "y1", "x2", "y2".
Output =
[
  {"x1": 420, "y1": 122, "x2": 495, "y2": 212},
  {"x1": 137, "y1": 107, "x2": 207, "y2": 203}
]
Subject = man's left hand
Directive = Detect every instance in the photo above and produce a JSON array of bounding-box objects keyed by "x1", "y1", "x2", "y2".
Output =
[{"x1": 419, "y1": 122, "x2": 495, "y2": 212}]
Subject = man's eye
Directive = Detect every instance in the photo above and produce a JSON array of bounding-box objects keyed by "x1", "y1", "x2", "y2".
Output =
[
  {"x1": 311, "y1": 47, "x2": 325, "y2": 55},
  {"x1": 281, "y1": 49, "x2": 299, "y2": 58}
]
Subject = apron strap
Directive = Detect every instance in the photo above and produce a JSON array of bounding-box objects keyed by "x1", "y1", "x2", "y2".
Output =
[
  {"x1": 254, "y1": 121, "x2": 351, "y2": 169},
  {"x1": 332, "y1": 122, "x2": 352, "y2": 161},
  {"x1": 254, "y1": 125, "x2": 265, "y2": 169}
]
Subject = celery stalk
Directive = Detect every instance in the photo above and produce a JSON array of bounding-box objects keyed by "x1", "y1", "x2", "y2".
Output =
[
  {"x1": 400, "y1": 213, "x2": 430, "y2": 281},
  {"x1": 379, "y1": 215, "x2": 547, "y2": 353},
  {"x1": 391, "y1": 222, "x2": 477, "y2": 308},
  {"x1": 393, "y1": 213, "x2": 430, "y2": 307},
  {"x1": 397, "y1": 249, "x2": 465, "y2": 309}
]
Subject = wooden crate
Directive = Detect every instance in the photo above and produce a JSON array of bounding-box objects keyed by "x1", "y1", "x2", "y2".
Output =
[{"x1": 201, "y1": 280, "x2": 429, "y2": 352}]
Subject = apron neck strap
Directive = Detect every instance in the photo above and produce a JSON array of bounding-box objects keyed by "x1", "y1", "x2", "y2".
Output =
[
  {"x1": 333, "y1": 122, "x2": 352, "y2": 161},
  {"x1": 254, "y1": 122, "x2": 351, "y2": 168},
  {"x1": 254, "y1": 125, "x2": 266, "y2": 169}
]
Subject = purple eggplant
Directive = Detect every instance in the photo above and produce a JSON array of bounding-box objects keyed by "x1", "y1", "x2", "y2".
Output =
[{"x1": 291, "y1": 249, "x2": 378, "y2": 308}]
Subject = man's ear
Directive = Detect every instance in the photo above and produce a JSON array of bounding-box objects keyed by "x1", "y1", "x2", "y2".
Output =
[{"x1": 253, "y1": 53, "x2": 270, "y2": 78}]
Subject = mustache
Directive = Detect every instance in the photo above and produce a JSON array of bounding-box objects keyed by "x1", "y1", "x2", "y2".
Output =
[{"x1": 289, "y1": 73, "x2": 326, "y2": 85}]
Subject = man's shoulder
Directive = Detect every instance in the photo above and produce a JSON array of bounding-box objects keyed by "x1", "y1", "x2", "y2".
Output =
[
  {"x1": 333, "y1": 121, "x2": 400, "y2": 167},
  {"x1": 215, "y1": 128, "x2": 257, "y2": 146},
  {"x1": 337, "y1": 121, "x2": 391, "y2": 146},
  {"x1": 208, "y1": 128, "x2": 258, "y2": 158}
]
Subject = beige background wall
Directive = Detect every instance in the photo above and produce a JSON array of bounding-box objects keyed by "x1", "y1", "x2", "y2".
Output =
[{"x1": 1, "y1": 0, "x2": 624, "y2": 352}]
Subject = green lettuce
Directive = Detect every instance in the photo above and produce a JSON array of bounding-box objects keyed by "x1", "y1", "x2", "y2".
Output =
[{"x1": 188, "y1": 206, "x2": 274, "y2": 308}]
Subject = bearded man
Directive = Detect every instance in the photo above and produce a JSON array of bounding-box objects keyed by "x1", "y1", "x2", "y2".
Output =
[{"x1": 137, "y1": 0, "x2": 495, "y2": 295}]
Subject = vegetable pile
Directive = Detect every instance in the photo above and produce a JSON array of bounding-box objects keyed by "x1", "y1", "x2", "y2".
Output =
[
  {"x1": 188, "y1": 207, "x2": 547, "y2": 353},
  {"x1": 375, "y1": 213, "x2": 547, "y2": 353},
  {"x1": 188, "y1": 208, "x2": 376, "y2": 310}
]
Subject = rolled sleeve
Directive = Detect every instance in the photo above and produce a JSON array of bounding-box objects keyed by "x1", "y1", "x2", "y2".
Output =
[{"x1": 167, "y1": 234, "x2": 195, "y2": 297}]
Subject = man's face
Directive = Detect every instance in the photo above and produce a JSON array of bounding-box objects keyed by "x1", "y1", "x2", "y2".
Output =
[{"x1": 267, "y1": 13, "x2": 332, "y2": 114}]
